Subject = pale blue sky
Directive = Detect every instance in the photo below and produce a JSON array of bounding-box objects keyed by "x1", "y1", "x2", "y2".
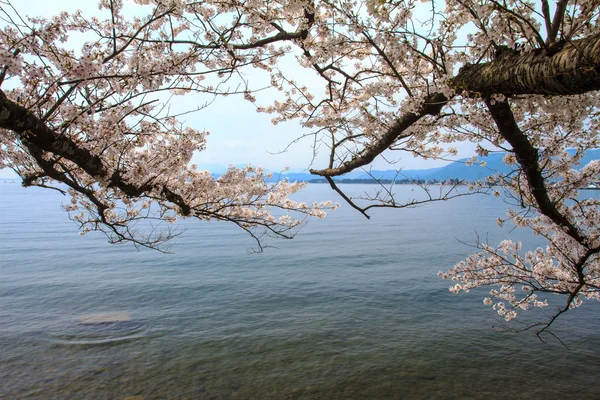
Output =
[{"x1": 0, "y1": 0, "x2": 474, "y2": 179}]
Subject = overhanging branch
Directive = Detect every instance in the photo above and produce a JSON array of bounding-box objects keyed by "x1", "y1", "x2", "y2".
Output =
[{"x1": 311, "y1": 33, "x2": 600, "y2": 179}]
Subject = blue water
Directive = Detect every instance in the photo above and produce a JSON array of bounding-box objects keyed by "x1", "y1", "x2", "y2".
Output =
[{"x1": 1, "y1": 182, "x2": 600, "y2": 399}]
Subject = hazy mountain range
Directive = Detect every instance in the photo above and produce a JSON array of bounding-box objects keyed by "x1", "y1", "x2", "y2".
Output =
[{"x1": 202, "y1": 149, "x2": 600, "y2": 183}]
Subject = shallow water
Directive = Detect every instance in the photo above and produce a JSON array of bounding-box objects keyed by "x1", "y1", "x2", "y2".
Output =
[{"x1": 1, "y1": 182, "x2": 599, "y2": 399}]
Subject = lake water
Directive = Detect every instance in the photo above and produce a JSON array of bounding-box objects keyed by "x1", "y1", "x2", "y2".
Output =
[{"x1": 1, "y1": 182, "x2": 600, "y2": 399}]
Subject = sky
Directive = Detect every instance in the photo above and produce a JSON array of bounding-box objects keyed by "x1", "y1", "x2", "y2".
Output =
[{"x1": 0, "y1": 0, "x2": 475, "y2": 179}]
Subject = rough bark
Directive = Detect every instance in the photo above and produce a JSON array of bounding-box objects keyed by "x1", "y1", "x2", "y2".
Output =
[{"x1": 451, "y1": 33, "x2": 600, "y2": 96}]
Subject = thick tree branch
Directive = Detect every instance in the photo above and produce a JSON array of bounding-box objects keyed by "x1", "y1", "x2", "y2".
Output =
[
  {"x1": 451, "y1": 33, "x2": 600, "y2": 96},
  {"x1": 485, "y1": 97, "x2": 585, "y2": 244}
]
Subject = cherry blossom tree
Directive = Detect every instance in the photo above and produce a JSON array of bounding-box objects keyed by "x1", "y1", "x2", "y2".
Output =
[
  {"x1": 0, "y1": 0, "x2": 335, "y2": 251},
  {"x1": 1, "y1": 0, "x2": 600, "y2": 335}
]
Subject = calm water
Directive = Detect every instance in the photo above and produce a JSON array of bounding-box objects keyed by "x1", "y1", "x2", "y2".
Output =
[{"x1": 1, "y1": 182, "x2": 599, "y2": 399}]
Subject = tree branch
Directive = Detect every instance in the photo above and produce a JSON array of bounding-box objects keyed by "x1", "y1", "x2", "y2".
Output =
[{"x1": 310, "y1": 93, "x2": 448, "y2": 177}]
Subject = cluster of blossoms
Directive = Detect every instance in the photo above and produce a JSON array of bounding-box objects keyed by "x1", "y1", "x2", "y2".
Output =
[{"x1": 440, "y1": 228, "x2": 600, "y2": 323}]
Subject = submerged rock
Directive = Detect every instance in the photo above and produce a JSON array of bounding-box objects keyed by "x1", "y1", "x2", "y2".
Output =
[{"x1": 76, "y1": 312, "x2": 132, "y2": 325}]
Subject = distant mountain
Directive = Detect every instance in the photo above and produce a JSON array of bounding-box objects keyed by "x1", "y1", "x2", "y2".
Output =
[
  {"x1": 201, "y1": 149, "x2": 600, "y2": 183},
  {"x1": 424, "y1": 148, "x2": 600, "y2": 181},
  {"x1": 425, "y1": 152, "x2": 511, "y2": 181}
]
